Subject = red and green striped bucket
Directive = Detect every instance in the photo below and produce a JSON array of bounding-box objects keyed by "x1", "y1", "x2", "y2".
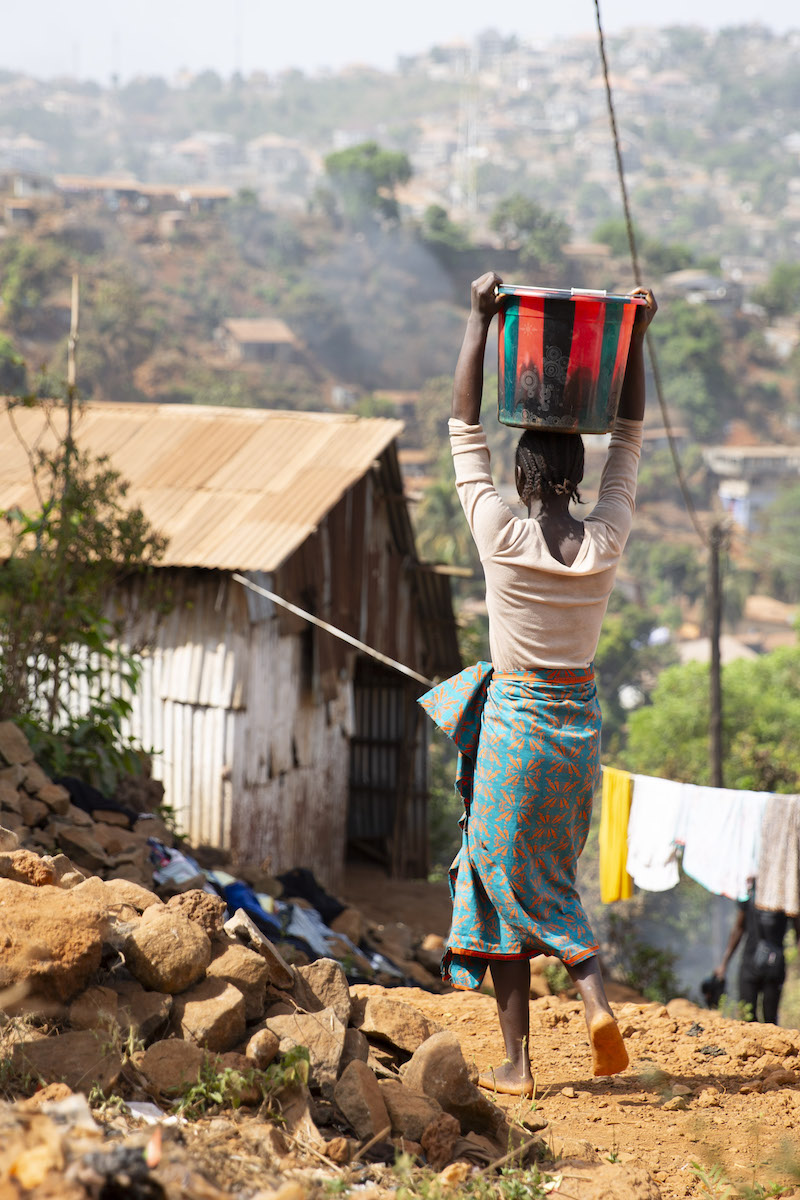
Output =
[{"x1": 497, "y1": 285, "x2": 645, "y2": 433}]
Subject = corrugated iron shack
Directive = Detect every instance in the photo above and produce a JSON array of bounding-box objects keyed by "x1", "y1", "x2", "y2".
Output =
[{"x1": 0, "y1": 401, "x2": 461, "y2": 888}]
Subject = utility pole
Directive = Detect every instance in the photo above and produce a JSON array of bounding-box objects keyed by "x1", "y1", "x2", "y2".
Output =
[
  {"x1": 708, "y1": 520, "x2": 727, "y2": 788},
  {"x1": 66, "y1": 272, "x2": 79, "y2": 446}
]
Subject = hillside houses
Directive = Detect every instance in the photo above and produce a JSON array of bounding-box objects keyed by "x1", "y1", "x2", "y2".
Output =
[
  {"x1": 703, "y1": 443, "x2": 800, "y2": 530},
  {"x1": 215, "y1": 318, "x2": 304, "y2": 365}
]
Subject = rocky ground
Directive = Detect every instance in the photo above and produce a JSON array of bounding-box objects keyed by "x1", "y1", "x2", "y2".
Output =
[{"x1": 1, "y1": 721, "x2": 800, "y2": 1200}]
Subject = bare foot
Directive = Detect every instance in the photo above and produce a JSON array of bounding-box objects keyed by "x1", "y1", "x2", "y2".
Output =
[
  {"x1": 589, "y1": 1012, "x2": 628, "y2": 1076},
  {"x1": 477, "y1": 1059, "x2": 534, "y2": 1097}
]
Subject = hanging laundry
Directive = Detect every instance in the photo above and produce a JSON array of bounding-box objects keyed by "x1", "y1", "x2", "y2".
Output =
[
  {"x1": 679, "y1": 786, "x2": 767, "y2": 902},
  {"x1": 755, "y1": 795, "x2": 800, "y2": 917},
  {"x1": 626, "y1": 774, "x2": 686, "y2": 892},
  {"x1": 599, "y1": 767, "x2": 634, "y2": 903}
]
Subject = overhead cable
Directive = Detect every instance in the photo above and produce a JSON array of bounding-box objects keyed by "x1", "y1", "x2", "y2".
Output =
[{"x1": 593, "y1": 0, "x2": 709, "y2": 547}]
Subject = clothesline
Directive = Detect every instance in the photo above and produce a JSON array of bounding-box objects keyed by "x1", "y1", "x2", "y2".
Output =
[{"x1": 598, "y1": 767, "x2": 800, "y2": 918}]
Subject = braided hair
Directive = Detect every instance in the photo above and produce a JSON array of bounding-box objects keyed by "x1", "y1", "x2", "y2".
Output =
[{"x1": 515, "y1": 429, "x2": 585, "y2": 506}]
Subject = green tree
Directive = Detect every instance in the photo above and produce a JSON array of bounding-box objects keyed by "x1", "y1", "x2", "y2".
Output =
[
  {"x1": 324, "y1": 141, "x2": 412, "y2": 225},
  {"x1": 650, "y1": 299, "x2": 731, "y2": 440},
  {"x1": 0, "y1": 238, "x2": 68, "y2": 330},
  {"x1": 419, "y1": 204, "x2": 471, "y2": 252},
  {"x1": 626, "y1": 643, "x2": 800, "y2": 792},
  {"x1": 752, "y1": 262, "x2": 800, "y2": 319},
  {"x1": 625, "y1": 539, "x2": 706, "y2": 613},
  {"x1": 594, "y1": 598, "x2": 677, "y2": 756},
  {"x1": 753, "y1": 482, "x2": 800, "y2": 602},
  {"x1": 592, "y1": 218, "x2": 637, "y2": 258},
  {"x1": 489, "y1": 194, "x2": 569, "y2": 271},
  {"x1": 0, "y1": 335, "x2": 27, "y2": 394},
  {"x1": 80, "y1": 271, "x2": 160, "y2": 400},
  {"x1": 0, "y1": 398, "x2": 167, "y2": 790}
]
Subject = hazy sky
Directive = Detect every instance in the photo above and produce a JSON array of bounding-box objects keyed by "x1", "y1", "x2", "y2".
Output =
[{"x1": 3, "y1": 0, "x2": 799, "y2": 83}]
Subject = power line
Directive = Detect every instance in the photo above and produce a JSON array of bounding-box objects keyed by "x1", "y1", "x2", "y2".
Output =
[{"x1": 593, "y1": 0, "x2": 709, "y2": 549}]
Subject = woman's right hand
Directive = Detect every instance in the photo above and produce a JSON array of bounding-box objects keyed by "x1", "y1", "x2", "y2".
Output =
[
  {"x1": 470, "y1": 271, "x2": 505, "y2": 323},
  {"x1": 630, "y1": 286, "x2": 657, "y2": 335}
]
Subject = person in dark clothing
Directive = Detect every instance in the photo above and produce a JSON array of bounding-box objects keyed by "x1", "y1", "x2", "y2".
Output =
[{"x1": 715, "y1": 878, "x2": 800, "y2": 1024}]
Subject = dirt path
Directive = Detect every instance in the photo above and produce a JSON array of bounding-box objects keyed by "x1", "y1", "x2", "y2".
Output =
[
  {"x1": 342, "y1": 867, "x2": 800, "y2": 1197},
  {"x1": 369, "y1": 985, "x2": 800, "y2": 1197}
]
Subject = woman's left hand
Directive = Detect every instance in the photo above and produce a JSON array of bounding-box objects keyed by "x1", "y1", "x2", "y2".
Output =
[{"x1": 630, "y1": 286, "x2": 657, "y2": 334}]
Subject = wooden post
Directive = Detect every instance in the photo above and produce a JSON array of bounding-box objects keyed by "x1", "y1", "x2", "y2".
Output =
[
  {"x1": 709, "y1": 521, "x2": 726, "y2": 788},
  {"x1": 66, "y1": 272, "x2": 79, "y2": 449}
]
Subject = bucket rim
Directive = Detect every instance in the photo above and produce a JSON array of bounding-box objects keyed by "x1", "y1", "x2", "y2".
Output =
[{"x1": 498, "y1": 284, "x2": 647, "y2": 305}]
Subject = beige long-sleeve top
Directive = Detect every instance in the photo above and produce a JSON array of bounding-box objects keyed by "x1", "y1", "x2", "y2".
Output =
[{"x1": 450, "y1": 416, "x2": 643, "y2": 670}]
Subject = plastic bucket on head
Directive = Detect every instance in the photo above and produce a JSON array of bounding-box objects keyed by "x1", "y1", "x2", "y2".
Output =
[{"x1": 497, "y1": 285, "x2": 646, "y2": 434}]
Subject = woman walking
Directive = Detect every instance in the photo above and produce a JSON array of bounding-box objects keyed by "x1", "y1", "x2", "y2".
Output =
[{"x1": 420, "y1": 271, "x2": 657, "y2": 1094}]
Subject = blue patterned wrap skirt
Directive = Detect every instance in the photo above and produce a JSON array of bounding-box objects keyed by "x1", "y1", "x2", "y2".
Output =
[{"x1": 419, "y1": 662, "x2": 601, "y2": 990}]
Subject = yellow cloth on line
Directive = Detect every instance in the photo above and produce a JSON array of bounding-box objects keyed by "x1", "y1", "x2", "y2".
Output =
[{"x1": 599, "y1": 766, "x2": 634, "y2": 903}]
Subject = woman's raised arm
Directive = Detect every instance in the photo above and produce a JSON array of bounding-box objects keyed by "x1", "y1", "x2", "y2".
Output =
[
  {"x1": 616, "y1": 287, "x2": 657, "y2": 423},
  {"x1": 451, "y1": 271, "x2": 505, "y2": 424}
]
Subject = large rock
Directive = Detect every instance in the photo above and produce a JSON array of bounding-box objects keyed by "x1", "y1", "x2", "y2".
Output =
[
  {"x1": 294, "y1": 958, "x2": 353, "y2": 1025},
  {"x1": 403, "y1": 1031, "x2": 502, "y2": 1136},
  {"x1": 171, "y1": 977, "x2": 247, "y2": 1052},
  {"x1": 68, "y1": 984, "x2": 120, "y2": 1032},
  {"x1": 266, "y1": 1006, "x2": 347, "y2": 1094},
  {"x1": 123, "y1": 905, "x2": 211, "y2": 993},
  {"x1": 0, "y1": 811, "x2": 23, "y2": 837},
  {"x1": 111, "y1": 978, "x2": 172, "y2": 1044},
  {"x1": 421, "y1": 1112, "x2": 462, "y2": 1170},
  {"x1": 0, "y1": 721, "x2": 34, "y2": 765},
  {"x1": 341, "y1": 1027, "x2": 370, "y2": 1071},
  {"x1": 40, "y1": 853, "x2": 87, "y2": 889},
  {"x1": 12, "y1": 1030, "x2": 122, "y2": 1096},
  {"x1": 223, "y1": 909, "x2": 294, "y2": 988},
  {"x1": 22, "y1": 762, "x2": 51, "y2": 793},
  {"x1": 137, "y1": 1039, "x2": 206, "y2": 1096},
  {"x1": 45, "y1": 824, "x2": 111, "y2": 873},
  {"x1": 333, "y1": 1061, "x2": 391, "y2": 1140},
  {"x1": 378, "y1": 1077, "x2": 444, "y2": 1141},
  {"x1": 207, "y1": 940, "x2": 270, "y2": 1021},
  {"x1": 0, "y1": 825, "x2": 20, "y2": 852},
  {"x1": 0, "y1": 781, "x2": 23, "y2": 813},
  {"x1": 0, "y1": 764, "x2": 25, "y2": 788},
  {"x1": 354, "y1": 995, "x2": 437, "y2": 1054},
  {"x1": 91, "y1": 822, "x2": 142, "y2": 858},
  {"x1": 330, "y1": 906, "x2": 365, "y2": 944},
  {"x1": 0, "y1": 849, "x2": 56, "y2": 886},
  {"x1": 70, "y1": 875, "x2": 119, "y2": 906},
  {"x1": 246, "y1": 1027, "x2": 281, "y2": 1069},
  {"x1": 19, "y1": 796, "x2": 49, "y2": 828},
  {"x1": 103, "y1": 877, "x2": 162, "y2": 912},
  {"x1": 167, "y1": 890, "x2": 228, "y2": 938},
  {"x1": 34, "y1": 783, "x2": 72, "y2": 815},
  {"x1": 0, "y1": 878, "x2": 108, "y2": 1004}
]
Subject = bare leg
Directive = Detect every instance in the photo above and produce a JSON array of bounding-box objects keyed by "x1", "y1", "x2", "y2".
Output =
[
  {"x1": 477, "y1": 959, "x2": 534, "y2": 1096},
  {"x1": 566, "y1": 955, "x2": 628, "y2": 1076}
]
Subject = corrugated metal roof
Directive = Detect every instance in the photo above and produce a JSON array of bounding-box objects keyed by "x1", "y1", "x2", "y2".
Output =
[{"x1": 0, "y1": 400, "x2": 404, "y2": 573}]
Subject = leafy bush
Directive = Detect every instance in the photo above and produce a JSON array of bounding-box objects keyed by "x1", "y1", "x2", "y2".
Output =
[{"x1": 0, "y1": 395, "x2": 166, "y2": 792}]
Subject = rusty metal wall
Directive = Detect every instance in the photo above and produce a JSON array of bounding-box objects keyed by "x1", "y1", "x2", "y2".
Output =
[{"x1": 119, "y1": 568, "x2": 353, "y2": 889}]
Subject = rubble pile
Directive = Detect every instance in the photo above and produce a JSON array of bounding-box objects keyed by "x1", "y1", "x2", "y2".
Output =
[
  {"x1": 0, "y1": 718, "x2": 549, "y2": 1196},
  {"x1": 0, "y1": 721, "x2": 167, "y2": 890},
  {"x1": 0, "y1": 839, "x2": 545, "y2": 1196}
]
